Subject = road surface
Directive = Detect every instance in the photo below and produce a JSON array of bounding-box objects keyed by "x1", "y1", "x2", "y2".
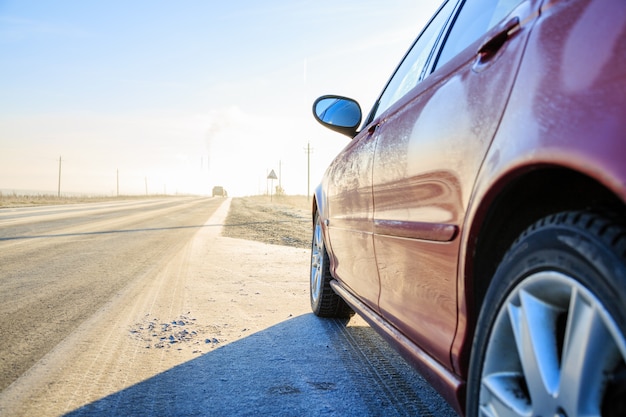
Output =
[{"x1": 0, "y1": 197, "x2": 457, "y2": 416}]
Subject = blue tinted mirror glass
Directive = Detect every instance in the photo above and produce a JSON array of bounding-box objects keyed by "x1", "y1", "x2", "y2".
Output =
[{"x1": 314, "y1": 97, "x2": 361, "y2": 128}]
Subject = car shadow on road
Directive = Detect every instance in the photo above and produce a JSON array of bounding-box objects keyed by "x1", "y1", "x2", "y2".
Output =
[{"x1": 63, "y1": 314, "x2": 456, "y2": 417}]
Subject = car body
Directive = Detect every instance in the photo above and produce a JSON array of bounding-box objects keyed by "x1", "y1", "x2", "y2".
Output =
[{"x1": 309, "y1": 0, "x2": 626, "y2": 415}]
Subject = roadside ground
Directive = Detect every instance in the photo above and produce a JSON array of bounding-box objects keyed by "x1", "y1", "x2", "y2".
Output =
[{"x1": 222, "y1": 195, "x2": 311, "y2": 249}]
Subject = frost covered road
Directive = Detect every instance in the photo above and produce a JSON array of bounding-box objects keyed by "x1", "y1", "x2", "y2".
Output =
[
  {"x1": 0, "y1": 197, "x2": 226, "y2": 392},
  {"x1": 0, "y1": 197, "x2": 456, "y2": 416}
]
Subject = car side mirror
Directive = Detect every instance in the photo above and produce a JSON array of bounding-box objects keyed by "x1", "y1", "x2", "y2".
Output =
[{"x1": 312, "y1": 95, "x2": 362, "y2": 138}]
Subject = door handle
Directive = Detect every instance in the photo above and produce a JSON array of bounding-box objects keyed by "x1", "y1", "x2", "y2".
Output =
[{"x1": 474, "y1": 17, "x2": 520, "y2": 69}]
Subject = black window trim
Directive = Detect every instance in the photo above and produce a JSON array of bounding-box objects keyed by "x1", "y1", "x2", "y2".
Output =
[
  {"x1": 361, "y1": 0, "x2": 463, "y2": 129},
  {"x1": 424, "y1": 0, "x2": 466, "y2": 78}
]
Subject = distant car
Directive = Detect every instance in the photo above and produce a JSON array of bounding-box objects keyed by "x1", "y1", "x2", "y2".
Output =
[
  {"x1": 309, "y1": 0, "x2": 626, "y2": 416},
  {"x1": 212, "y1": 186, "x2": 227, "y2": 197}
]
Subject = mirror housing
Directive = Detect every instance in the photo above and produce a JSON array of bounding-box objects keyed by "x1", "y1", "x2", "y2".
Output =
[{"x1": 312, "y1": 95, "x2": 362, "y2": 138}]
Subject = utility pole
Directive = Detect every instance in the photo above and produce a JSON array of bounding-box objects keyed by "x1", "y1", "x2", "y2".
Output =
[
  {"x1": 57, "y1": 156, "x2": 62, "y2": 197},
  {"x1": 304, "y1": 142, "x2": 314, "y2": 201}
]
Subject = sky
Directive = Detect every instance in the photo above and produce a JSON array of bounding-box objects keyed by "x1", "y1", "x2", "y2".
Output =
[{"x1": 0, "y1": 0, "x2": 441, "y2": 197}]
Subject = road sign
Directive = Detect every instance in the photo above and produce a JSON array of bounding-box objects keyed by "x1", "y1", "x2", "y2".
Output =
[{"x1": 267, "y1": 170, "x2": 278, "y2": 180}]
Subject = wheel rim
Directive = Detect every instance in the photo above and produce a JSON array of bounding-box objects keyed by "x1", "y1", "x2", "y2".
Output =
[
  {"x1": 479, "y1": 271, "x2": 626, "y2": 417},
  {"x1": 310, "y1": 219, "x2": 324, "y2": 306}
]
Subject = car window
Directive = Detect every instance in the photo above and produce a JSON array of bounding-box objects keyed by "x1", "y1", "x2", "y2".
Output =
[
  {"x1": 434, "y1": 0, "x2": 523, "y2": 70},
  {"x1": 373, "y1": 0, "x2": 456, "y2": 120}
]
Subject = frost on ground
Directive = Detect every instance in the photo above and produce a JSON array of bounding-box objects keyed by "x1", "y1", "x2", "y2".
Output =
[
  {"x1": 129, "y1": 314, "x2": 225, "y2": 353},
  {"x1": 122, "y1": 196, "x2": 313, "y2": 358}
]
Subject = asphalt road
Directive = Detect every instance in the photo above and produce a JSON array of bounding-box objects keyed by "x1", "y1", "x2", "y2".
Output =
[{"x1": 0, "y1": 197, "x2": 457, "y2": 416}]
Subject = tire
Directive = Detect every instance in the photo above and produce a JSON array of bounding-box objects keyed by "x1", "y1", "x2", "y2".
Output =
[
  {"x1": 467, "y1": 211, "x2": 626, "y2": 417},
  {"x1": 310, "y1": 212, "x2": 353, "y2": 318}
]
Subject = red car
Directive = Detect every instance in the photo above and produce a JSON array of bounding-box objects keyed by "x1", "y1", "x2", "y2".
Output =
[{"x1": 309, "y1": 0, "x2": 626, "y2": 415}]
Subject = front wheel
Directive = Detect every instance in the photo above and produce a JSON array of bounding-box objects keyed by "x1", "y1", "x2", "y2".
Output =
[
  {"x1": 310, "y1": 212, "x2": 353, "y2": 318},
  {"x1": 468, "y1": 211, "x2": 626, "y2": 417}
]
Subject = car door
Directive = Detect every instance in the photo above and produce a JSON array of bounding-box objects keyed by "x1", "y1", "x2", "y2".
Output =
[
  {"x1": 323, "y1": 0, "x2": 460, "y2": 312},
  {"x1": 372, "y1": 0, "x2": 542, "y2": 368},
  {"x1": 323, "y1": 126, "x2": 380, "y2": 310}
]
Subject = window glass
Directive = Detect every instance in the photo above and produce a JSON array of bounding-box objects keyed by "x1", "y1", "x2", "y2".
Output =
[
  {"x1": 373, "y1": 0, "x2": 456, "y2": 119},
  {"x1": 435, "y1": 0, "x2": 522, "y2": 70}
]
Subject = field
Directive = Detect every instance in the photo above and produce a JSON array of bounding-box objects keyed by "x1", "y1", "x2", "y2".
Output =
[{"x1": 222, "y1": 195, "x2": 312, "y2": 249}]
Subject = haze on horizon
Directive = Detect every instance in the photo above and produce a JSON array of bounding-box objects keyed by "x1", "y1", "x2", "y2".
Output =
[{"x1": 0, "y1": 0, "x2": 441, "y2": 197}]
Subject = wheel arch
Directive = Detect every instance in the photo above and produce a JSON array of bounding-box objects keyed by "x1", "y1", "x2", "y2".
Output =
[
  {"x1": 459, "y1": 165, "x2": 626, "y2": 373},
  {"x1": 312, "y1": 184, "x2": 326, "y2": 226},
  {"x1": 312, "y1": 184, "x2": 337, "y2": 274},
  {"x1": 311, "y1": 194, "x2": 319, "y2": 226}
]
